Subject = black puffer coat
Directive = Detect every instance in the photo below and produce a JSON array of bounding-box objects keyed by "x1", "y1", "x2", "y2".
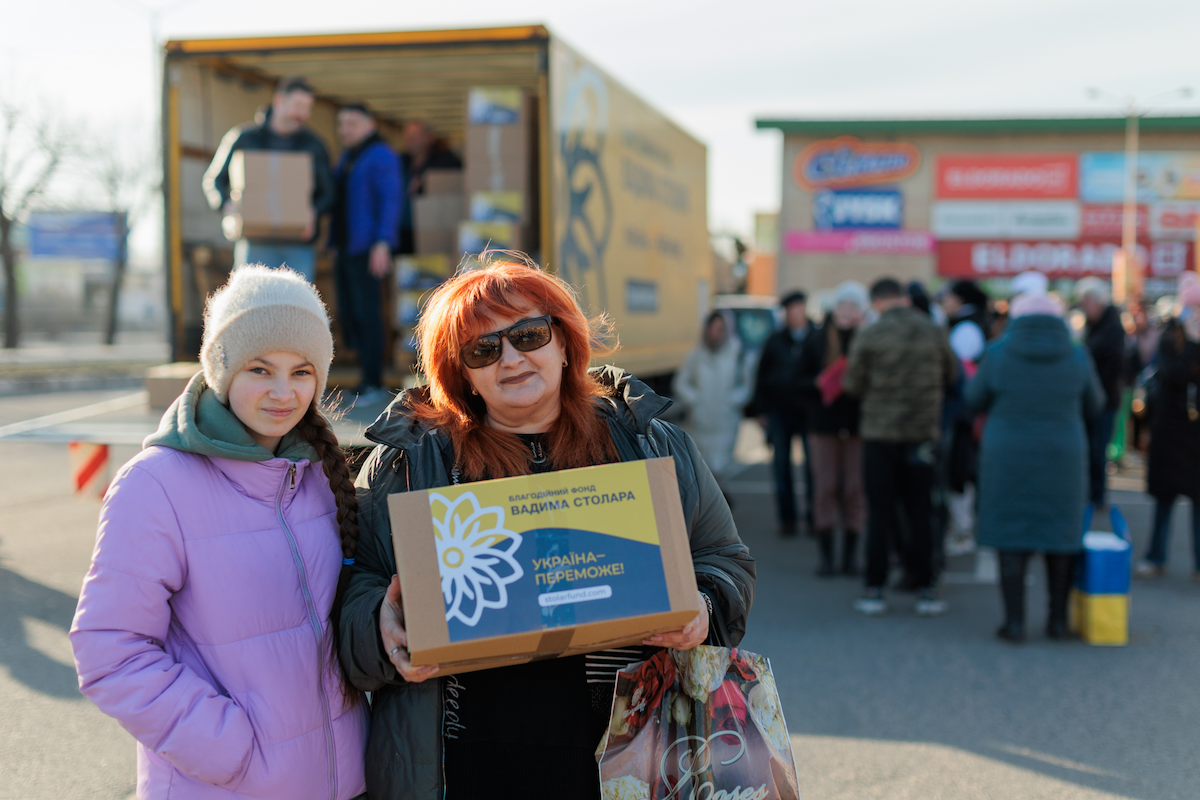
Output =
[
  {"x1": 337, "y1": 367, "x2": 756, "y2": 800},
  {"x1": 1085, "y1": 304, "x2": 1127, "y2": 411},
  {"x1": 751, "y1": 324, "x2": 812, "y2": 419},
  {"x1": 1147, "y1": 320, "x2": 1200, "y2": 500}
]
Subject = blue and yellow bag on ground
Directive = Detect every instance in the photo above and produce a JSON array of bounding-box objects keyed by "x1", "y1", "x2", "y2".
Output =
[{"x1": 1070, "y1": 505, "x2": 1131, "y2": 646}]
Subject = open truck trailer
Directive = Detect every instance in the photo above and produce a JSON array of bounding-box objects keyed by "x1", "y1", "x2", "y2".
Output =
[{"x1": 161, "y1": 25, "x2": 712, "y2": 389}]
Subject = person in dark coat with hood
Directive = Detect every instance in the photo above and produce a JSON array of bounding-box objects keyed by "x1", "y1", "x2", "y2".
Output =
[
  {"x1": 967, "y1": 292, "x2": 1103, "y2": 642},
  {"x1": 1135, "y1": 272, "x2": 1200, "y2": 580},
  {"x1": 1076, "y1": 277, "x2": 1126, "y2": 507}
]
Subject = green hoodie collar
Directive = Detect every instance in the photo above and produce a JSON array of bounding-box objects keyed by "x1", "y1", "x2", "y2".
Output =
[{"x1": 144, "y1": 372, "x2": 318, "y2": 463}]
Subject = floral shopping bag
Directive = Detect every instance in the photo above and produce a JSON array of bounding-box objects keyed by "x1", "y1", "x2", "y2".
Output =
[{"x1": 597, "y1": 646, "x2": 799, "y2": 800}]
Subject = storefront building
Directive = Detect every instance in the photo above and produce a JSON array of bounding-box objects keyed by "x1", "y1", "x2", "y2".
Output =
[{"x1": 755, "y1": 115, "x2": 1200, "y2": 299}]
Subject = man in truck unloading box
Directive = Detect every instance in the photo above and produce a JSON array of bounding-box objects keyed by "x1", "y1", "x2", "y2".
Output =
[{"x1": 202, "y1": 75, "x2": 334, "y2": 281}]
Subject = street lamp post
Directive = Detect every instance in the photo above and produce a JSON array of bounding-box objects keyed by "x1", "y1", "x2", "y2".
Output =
[
  {"x1": 1118, "y1": 107, "x2": 1139, "y2": 305},
  {"x1": 1088, "y1": 87, "x2": 1193, "y2": 304}
]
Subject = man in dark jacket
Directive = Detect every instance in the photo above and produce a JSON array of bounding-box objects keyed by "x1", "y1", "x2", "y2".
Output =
[
  {"x1": 753, "y1": 290, "x2": 814, "y2": 537},
  {"x1": 329, "y1": 103, "x2": 403, "y2": 404},
  {"x1": 843, "y1": 278, "x2": 959, "y2": 616},
  {"x1": 202, "y1": 75, "x2": 334, "y2": 281},
  {"x1": 1076, "y1": 277, "x2": 1125, "y2": 507}
]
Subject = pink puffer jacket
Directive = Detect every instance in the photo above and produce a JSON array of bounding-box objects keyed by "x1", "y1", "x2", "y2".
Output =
[{"x1": 71, "y1": 446, "x2": 368, "y2": 799}]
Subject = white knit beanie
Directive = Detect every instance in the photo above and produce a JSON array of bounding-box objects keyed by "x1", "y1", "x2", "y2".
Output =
[
  {"x1": 831, "y1": 280, "x2": 870, "y2": 313},
  {"x1": 1011, "y1": 270, "x2": 1049, "y2": 299},
  {"x1": 200, "y1": 265, "x2": 333, "y2": 404}
]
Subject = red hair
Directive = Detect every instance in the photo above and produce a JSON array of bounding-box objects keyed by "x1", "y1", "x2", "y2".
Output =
[{"x1": 410, "y1": 257, "x2": 618, "y2": 480}]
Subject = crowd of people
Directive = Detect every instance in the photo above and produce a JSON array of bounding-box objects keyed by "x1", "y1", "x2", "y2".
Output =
[
  {"x1": 676, "y1": 267, "x2": 1200, "y2": 635},
  {"x1": 63, "y1": 183, "x2": 1200, "y2": 795}
]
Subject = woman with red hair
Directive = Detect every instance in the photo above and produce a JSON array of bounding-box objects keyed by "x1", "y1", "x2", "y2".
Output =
[{"x1": 337, "y1": 258, "x2": 755, "y2": 799}]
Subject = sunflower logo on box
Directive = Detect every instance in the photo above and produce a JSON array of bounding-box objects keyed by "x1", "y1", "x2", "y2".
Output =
[{"x1": 429, "y1": 491, "x2": 524, "y2": 627}]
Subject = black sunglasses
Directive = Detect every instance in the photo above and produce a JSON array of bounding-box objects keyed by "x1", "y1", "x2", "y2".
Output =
[{"x1": 460, "y1": 315, "x2": 554, "y2": 369}]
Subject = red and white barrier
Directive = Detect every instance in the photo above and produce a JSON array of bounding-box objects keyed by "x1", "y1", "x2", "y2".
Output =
[{"x1": 68, "y1": 441, "x2": 110, "y2": 500}]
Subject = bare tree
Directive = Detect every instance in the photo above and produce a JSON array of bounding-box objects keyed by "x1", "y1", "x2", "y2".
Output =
[
  {"x1": 0, "y1": 96, "x2": 74, "y2": 348},
  {"x1": 87, "y1": 125, "x2": 159, "y2": 345}
]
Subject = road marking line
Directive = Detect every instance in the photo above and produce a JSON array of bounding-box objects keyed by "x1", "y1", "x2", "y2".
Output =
[{"x1": 0, "y1": 392, "x2": 147, "y2": 439}]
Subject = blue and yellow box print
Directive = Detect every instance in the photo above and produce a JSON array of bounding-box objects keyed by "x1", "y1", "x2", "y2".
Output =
[
  {"x1": 1070, "y1": 529, "x2": 1132, "y2": 646},
  {"x1": 389, "y1": 458, "x2": 700, "y2": 674},
  {"x1": 1070, "y1": 591, "x2": 1129, "y2": 646}
]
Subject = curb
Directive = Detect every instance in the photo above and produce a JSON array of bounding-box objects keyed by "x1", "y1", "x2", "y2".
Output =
[{"x1": 0, "y1": 365, "x2": 154, "y2": 397}]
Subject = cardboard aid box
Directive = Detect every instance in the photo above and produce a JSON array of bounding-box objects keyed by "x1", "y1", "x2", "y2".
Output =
[
  {"x1": 145, "y1": 362, "x2": 202, "y2": 410},
  {"x1": 225, "y1": 150, "x2": 313, "y2": 241},
  {"x1": 458, "y1": 220, "x2": 517, "y2": 257},
  {"x1": 413, "y1": 169, "x2": 465, "y2": 255},
  {"x1": 388, "y1": 458, "x2": 700, "y2": 675},
  {"x1": 464, "y1": 87, "x2": 536, "y2": 250},
  {"x1": 464, "y1": 88, "x2": 531, "y2": 196}
]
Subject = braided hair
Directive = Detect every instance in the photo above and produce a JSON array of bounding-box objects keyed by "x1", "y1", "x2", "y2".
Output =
[{"x1": 297, "y1": 403, "x2": 361, "y2": 703}]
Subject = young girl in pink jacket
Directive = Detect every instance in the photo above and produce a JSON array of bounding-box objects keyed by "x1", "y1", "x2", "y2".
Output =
[{"x1": 71, "y1": 266, "x2": 368, "y2": 799}]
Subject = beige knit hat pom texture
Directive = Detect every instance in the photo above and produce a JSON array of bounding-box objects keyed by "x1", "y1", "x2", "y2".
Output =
[{"x1": 200, "y1": 265, "x2": 334, "y2": 405}]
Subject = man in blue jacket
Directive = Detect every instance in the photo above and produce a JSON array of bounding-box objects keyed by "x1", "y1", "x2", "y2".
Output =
[{"x1": 329, "y1": 103, "x2": 404, "y2": 404}]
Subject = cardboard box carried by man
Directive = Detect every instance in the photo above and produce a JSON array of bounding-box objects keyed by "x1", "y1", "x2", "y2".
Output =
[
  {"x1": 224, "y1": 150, "x2": 313, "y2": 241},
  {"x1": 389, "y1": 458, "x2": 700, "y2": 675}
]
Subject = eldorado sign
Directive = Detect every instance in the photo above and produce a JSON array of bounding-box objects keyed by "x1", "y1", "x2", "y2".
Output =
[{"x1": 937, "y1": 239, "x2": 1192, "y2": 278}]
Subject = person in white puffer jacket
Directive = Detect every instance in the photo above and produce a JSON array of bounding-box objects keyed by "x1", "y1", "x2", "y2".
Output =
[{"x1": 673, "y1": 311, "x2": 755, "y2": 480}]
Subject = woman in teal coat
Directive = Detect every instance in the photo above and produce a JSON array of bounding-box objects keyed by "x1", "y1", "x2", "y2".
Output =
[{"x1": 966, "y1": 292, "x2": 1103, "y2": 642}]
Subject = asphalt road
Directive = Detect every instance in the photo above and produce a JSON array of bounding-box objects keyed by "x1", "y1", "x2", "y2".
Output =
[{"x1": 1, "y1": 390, "x2": 1197, "y2": 800}]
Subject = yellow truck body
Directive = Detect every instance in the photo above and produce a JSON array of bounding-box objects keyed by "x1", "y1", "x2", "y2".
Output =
[{"x1": 161, "y1": 25, "x2": 710, "y2": 381}]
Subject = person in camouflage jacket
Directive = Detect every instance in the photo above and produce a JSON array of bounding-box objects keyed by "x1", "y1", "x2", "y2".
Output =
[
  {"x1": 842, "y1": 278, "x2": 958, "y2": 616},
  {"x1": 843, "y1": 286, "x2": 958, "y2": 443}
]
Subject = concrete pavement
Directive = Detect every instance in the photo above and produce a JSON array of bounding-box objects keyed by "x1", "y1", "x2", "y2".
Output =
[
  {"x1": 0, "y1": 335, "x2": 169, "y2": 397},
  {"x1": 1, "y1": 394, "x2": 1197, "y2": 799},
  {"x1": 733, "y1": 456, "x2": 1199, "y2": 800}
]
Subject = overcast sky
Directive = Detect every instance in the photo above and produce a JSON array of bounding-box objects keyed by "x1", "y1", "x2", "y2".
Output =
[{"x1": 4, "y1": 0, "x2": 1200, "y2": 257}]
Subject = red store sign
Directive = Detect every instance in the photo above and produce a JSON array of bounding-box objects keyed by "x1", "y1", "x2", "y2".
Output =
[
  {"x1": 938, "y1": 239, "x2": 1193, "y2": 278},
  {"x1": 1080, "y1": 204, "x2": 1149, "y2": 237},
  {"x1": 936, "y1": 154, "x2": 1078, "y2": 199}
]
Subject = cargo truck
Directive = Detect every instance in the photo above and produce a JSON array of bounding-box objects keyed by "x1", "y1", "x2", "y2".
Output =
[{"x1": 161, "y1": 25, "x2": 711, "y2": 389}]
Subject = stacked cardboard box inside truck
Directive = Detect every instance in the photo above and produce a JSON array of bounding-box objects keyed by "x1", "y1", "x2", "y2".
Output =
[
  {"x1": 397, "y1": 86, "x2": 540, "y2": 367},
  {"x1": 460, "y1": 87, "x2": 538, "y2": 257},
  {"x1": 413, "y1": 170, "x2": 466, "y2": 255}
]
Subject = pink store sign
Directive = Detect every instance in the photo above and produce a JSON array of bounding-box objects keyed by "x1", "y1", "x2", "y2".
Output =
[{"x1": 783, "y1": 229, "x2": 936, "y2": 255}]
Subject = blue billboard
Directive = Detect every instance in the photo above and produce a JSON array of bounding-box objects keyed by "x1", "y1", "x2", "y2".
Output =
[
  {"x1": 1080, "y1": 152, "x2": 1200, "y2": 203},
  {"x1": 814, "y1": 189, "x2": 902, "y2": 229},
  {"x1": 27, "y1": 212, "x2": 124, "y2": 261}
]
